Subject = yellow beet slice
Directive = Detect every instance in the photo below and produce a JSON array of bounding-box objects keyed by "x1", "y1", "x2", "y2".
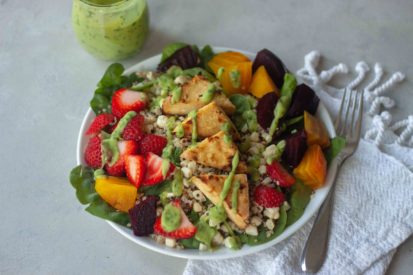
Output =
[
  {"x1": 249, "y1": 65, "x2": 279, "y2": 98},
  {"x1": 304, "y1": 111, "x2": 330, "y2": 148},
  {"x1": 293, "y1": 145, "x2": 327, "y2": 189},
  {"x1": 95, "y1": 176, "x2": 137, "y2": 212}
]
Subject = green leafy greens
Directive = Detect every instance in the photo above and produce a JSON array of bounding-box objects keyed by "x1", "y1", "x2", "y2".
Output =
[
  {"x1": 69, "y1": 166, "x2": 130, "y2": 226},
  {"x1": 286, "y1": 180, "x2": 312, "y2": 226},
  {"x1": 90, "y1": 63, "x2": 143, "y2": 114}
]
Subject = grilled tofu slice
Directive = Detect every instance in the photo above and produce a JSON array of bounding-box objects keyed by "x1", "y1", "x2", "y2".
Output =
[
  {"x1": 162, "y1": 76, "x2": 235, "y2": 115},
  {"x1": 176, "y1": 101, "x2": 240, "y2": 139},
  {"x1": 191, "y1": 174, "x2": 250, "y2": 229},
  {"x1": 180, "y1": 131, "x2": 237, "y2": 170}
]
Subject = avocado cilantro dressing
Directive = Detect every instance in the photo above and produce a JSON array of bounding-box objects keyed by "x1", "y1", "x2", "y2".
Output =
[
  {"x1": 209, "y1": 204, "x2": 227, "y2": 225},
  {"x1": 217, "y1": 67, "x2": 225, "y2": 79},
  {"x1": 72, "y1": 0, "x2": 149, "y2": 61},
  {"x1": 171, "y1": 86, "x2": 182, "y2": 104},
  {"x1": 101, "y1": 111, "x2": 136, "y2": 166},
  {"x1": 188, "y1": 110, "x2": 198, "y2": 145},
  {"x1": 161, "y1": 203, "x2": 181, "y2": 232},
  {"x1": 161, "y1": 117, "x2": 176, "y2": 171},
  {"x1": 172, "y1": 169, "x2": 183, "y2": 196},
  {"x1": 93, "y1": 168, "x2": 106, "y2": 178},
  {"x1": 231, "y1": 180, "x2": 241, "y2": 214},
  {"x1": 220, "y1": 151, "x2": 240, "y2": 201},
  {"x1": 161, "y1": 159, "x2": 171, "y2": 177},
  {"x1": 221, "y1": 122, "x2": 233, "y2": 144},
  {"x1": 265, "y1": 140, "x2": 286, "y2": 165},
  {"x1": 229, "y1": 69, "x2": 241, "y2": 88},
  {"x1": 200, "y1": 83, "x2": 216, "y2": 103},
  {"x1": 175, "y1": 123, "x2": 184, "y2": 138}
]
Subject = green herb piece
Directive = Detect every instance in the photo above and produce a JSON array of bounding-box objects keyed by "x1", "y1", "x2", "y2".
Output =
[
  {"x1": 189, "y1": 110, "x2": 198, "y2": 145},
  {"x1": 195, "y1": 219, "x2": 217, "y2": 248},
  {"x1": 161, "y1": 42, "x2": 187, "y2": 63},
  {"x1": 325, "y1": 136, "x2": 346, "y2": 164},
  {"x1": 269, "y1": 73, "x2": 297, "y2": 137},
  {"x1": 286, "y1": 180, "x2": 312, "y2": 226},
  {"x1": 229, "y1": 95, "x2": 258, "y2": 132},
  {"x1": 98, "y1": 63, "x2": 124, "y2": 87},
  {"x1": 161, "y1": 159, "x2": 171, "y2": 177},
  {"x1": 220, "y1": 151, "x2": 239, "y2": 201},
  {"x1": 225, "y1": 236, "x2": 242, "y2": 250},
  {"x1": 187, "y1": 210, "x2": 201, "y2": 224},
  {"x1": 69, "y1": 165, "x2": 129, "y2": 226},
  {"x1": 130, "y1": 80, "x2": 154, "y2": 91},
  {"x1": 175, "y1": 123, "x2": 184, "y2": 138}
]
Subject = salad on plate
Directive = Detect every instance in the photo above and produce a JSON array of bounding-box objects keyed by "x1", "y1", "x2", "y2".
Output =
[{"x1": 70, "y1": 43, "x2": 343, "y2": 251}]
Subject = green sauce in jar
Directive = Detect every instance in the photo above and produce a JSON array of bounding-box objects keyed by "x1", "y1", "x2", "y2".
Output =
[{"x1": 72, "y1": 0, "x2": 149, "y2": 60}]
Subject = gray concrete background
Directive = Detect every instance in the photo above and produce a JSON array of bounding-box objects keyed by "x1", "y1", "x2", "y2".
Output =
[{"x1": 0, "y1": 0, "x2": 412, "y2": 274}]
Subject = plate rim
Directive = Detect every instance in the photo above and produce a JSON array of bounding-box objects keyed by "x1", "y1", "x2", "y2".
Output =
[{"x1": 76, "y1": 46, "x2": 336, "y2": 260}]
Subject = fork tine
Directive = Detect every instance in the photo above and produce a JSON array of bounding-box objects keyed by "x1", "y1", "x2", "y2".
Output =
[
  {"x1": 348, "y1": 90, "x2": 359, "y2": 137},
  {"x1": 342, "y1": 90, "x2": 356, "y2": 138},
  {"x1": 335, "y1": 88, "x2": 349, "y2": 136},
  {"x1": 352, "y1": 90, "x2": 364, "y2": 142}
]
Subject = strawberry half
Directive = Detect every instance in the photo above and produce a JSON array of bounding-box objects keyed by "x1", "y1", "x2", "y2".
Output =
[
  {"x1": 138, "y1": 134, "x2": 168, "y2": 156},
  {"x1": 84, "y1": 136, "x2": 102, "y2": 168},
  {"x1": 122, "y1": 114, "x2": 145, "y2": 141},
  {"x1": 111, "y1": 88, "x2": 148, "y2": 118},
  {"x1": 254, "y1": 185, "x2": 285, "y2": 208},
  {"x1": 125, "y1": 155, "x2": 146, "y2": 188},
  {"x1": 142, "y1": 152, "x2": 175, "y2": 186},
  {"x1": 153, "y1": 200, "x2": 197, "y2": 239},
  {"x1": 86, "y1": 113, "x2": 116, "y2": 136},
  {"x1": 105, "y1": 140, "x2": 139, "y2": 176},
  {"x1": 266, "y1": 161, "x2": 296, "y2": 188}
]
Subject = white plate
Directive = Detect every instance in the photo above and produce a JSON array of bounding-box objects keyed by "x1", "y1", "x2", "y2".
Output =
[{"x1": 76, "y1": 47, "x2": 336, "y2": 260}]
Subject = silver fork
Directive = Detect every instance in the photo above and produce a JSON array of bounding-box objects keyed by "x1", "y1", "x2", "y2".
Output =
[{"x1": 300, "y1": 89, "x2": 364, "y2": 273}]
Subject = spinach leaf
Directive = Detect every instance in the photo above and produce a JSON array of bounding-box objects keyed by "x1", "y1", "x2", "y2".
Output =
[
  {"x1": 90, "y1": 63, "x2": 143, "y2": 114},
  {"x1": 230, "y1": 94, "x2": 251, "y2": 114},
  {"x1": 69, "y1": 165, "x2": 130, "y2": 226},
  {"x1": 229, "y1": 94, "x2": 258, "y2": 132},
  {"x1": 187, "y1": 210, "x2": 200, "y2": 224},
  {"x1": 286, "y1": 180, "x2": 312, "y2": 226},
  {"x1": 139, "y1": 180, "x2": 172, "y2": 196},
  {"x1": 199, "y1": 45, "x2": 215, "y2": 72},
  {"x1": 161, "y1": 42, "x2": 188, "y2": 63},
  {"x1": 239, "y1": 205, "x2": 288, "y2": 246},
  {"x1": 325, "y1": 136, "x2": 346, "y2": 164},
  {"x1": 181, "y1": 237, "x2": 201, "y2": 249},
  {"x1": 169, "y1": 147, "x2": 182, "y2": 166}
]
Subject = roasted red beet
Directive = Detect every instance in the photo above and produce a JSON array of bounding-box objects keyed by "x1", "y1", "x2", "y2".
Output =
[
  {"x1": 282, "y1": 129, "x2": 307, "y2": 168},
  {"x1": 285, "y1": 84, "x2": 320, "y2": 118},
  {"x1": 129, "y1": 196, "x2": 158, "y2": 236},
  {"x1": 252, "y1": 49, "x2": 287, "y2": 89},
  {"x1": 256, "y1": 92, "x2": 278, "y2": 130},
  {"x1": 157, "y1": 46, "x2": 199, "y2": 72}
]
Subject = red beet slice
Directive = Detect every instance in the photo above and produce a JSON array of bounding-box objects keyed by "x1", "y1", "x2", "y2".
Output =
[
  {"x1": 285, "y1": 84, "x2": 320, "y2": 118},
  {"x1": 157, "y1": 46, "x2": 200, "y2": 72},
  {"x1": 282, "y1": 129, "x2": 307, "y2": 168},
  {"x1": 256, "y1": 92, "x2": 278, "y2": 130},
  {"x1": 129, "y1": 196, "x2": 158, "y2": 236},
  {"x1": 252, "y1": 49, "x2": 287, "y2": 89}
]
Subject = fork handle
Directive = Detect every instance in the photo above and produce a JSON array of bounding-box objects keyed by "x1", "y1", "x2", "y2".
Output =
[{"x1": 300, "y1": 157, "x2": 342, "y2": 273}]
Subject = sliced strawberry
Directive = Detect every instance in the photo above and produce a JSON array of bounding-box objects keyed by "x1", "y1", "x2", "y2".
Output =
[
  {"x1": 86, "y1": 113, "x2": 116, "y2": 136},
  {"x1": 266, "y1": 161, "x2": 296, "y2": 188},
  {"x1": 138, "y1": 134, "x2": 168, "y2": 156},
  {"x1": 111, "y1": 88, "x2": 148, "y2": 118},
  {"x1": 142, "y1": 152, "x2": 175, "y2": 186},
  {"x1": 153, "y1": 200, "x2": 197, "y2": 239},
  {"x1": 105, "y1": 140, "x2": 139, "y2": 176},
  {"x1": 122, "y1": 114, "x2": 145, "y2": 141},
  {"x1": 254, "y1": 185, "x2": 285, "y2": 208},
  {"x1": 84, "y1": 136, "x2": 102, "y2": 168},
  {"x1": 125, "y1": 155, "x2": 146, "y2": 188}
]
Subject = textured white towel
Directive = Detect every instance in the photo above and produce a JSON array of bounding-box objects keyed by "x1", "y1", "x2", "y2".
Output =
[{"x1": 184, "y1": 52, "x2": 413, "y2": 275}]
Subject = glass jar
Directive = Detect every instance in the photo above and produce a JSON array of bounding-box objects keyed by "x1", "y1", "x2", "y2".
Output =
[{"x1": 72, "y1": 0, "x2": 149, "y2": 61}]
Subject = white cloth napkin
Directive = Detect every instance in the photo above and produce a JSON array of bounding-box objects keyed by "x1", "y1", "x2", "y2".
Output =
[{"x1": 184, "y1": 52, "x2": 413, "y2": 275}]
